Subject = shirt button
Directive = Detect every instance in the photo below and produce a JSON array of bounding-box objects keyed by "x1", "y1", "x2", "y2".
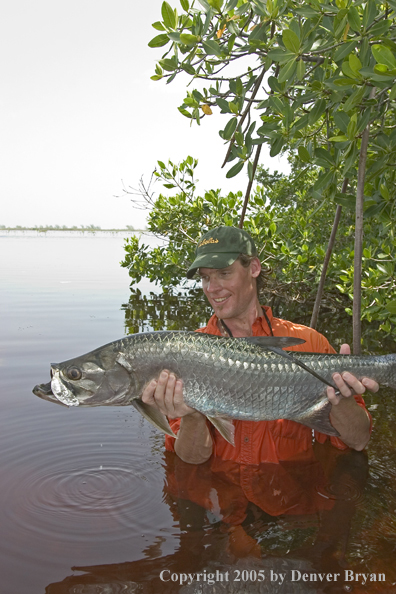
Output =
[{"x1": 244, "y1": 436, "x2": 249, "y2": 443}]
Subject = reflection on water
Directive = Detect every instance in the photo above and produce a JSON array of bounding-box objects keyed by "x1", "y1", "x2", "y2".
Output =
[
  {"x1": 1, "y1": 232, "x2": 396, "y2": 594},
  {"x1": 45, "y1": 445, "x2": 377, "y2": 593},
  {"x1": 122, "y1": 288, "x2": 212, "y2": 334}
]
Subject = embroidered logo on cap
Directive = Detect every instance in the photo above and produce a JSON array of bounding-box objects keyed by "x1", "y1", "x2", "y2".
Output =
[{"x1": 198, "y1": 238, "x2": 219, "y2": 248}]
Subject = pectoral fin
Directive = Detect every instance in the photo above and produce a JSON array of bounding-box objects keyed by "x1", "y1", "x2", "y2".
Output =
[
  {"x1": 206, "y1": 416, "x2": 235, "y2": 446},
  {"x1": 131, "y1": 399, "x2": 177, "y2": 438}
]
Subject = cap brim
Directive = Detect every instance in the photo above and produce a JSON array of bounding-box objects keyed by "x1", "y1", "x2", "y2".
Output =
[{"x1": 186, "y1": 252, "x2": 240, "y2": 279}]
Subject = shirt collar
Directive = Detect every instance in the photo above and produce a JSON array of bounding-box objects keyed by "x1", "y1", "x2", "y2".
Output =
[{"x1": 204, "y1": 306, "x2": 274, "y2": 336}]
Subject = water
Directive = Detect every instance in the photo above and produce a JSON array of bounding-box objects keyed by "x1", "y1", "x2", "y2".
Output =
[{"x1": 1, "y1": 231, "x2": 396, "y2": 593}]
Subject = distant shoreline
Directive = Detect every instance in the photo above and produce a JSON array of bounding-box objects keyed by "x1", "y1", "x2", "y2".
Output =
[{"x1": 0, "y1": 226, "x2": 145, "y2": 232}]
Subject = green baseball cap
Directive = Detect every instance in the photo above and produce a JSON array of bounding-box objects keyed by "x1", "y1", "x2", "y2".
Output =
[{"x1": 186, "y1": 226, "x2": 257, "y2": 279}]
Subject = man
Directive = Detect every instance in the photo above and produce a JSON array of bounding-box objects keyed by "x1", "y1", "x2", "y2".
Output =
[{"x1": 142, "y1": 226, "x2": 378, "y2": 465}]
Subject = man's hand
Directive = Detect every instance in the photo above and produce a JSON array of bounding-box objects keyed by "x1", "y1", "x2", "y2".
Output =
[
  {"x1": 326, "y1": 343, "x2": 378, "y2": 450},
  {"x1": 142, "y1": 370, "x2": 198, "y2": 419},
  {"x1": 326, "y1": 343, "x2": 379, "y2": 405}
]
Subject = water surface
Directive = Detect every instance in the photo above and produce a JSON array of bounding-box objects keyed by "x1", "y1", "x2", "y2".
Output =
[{"x1": 1, "y1": 231, "x2": 396, "y2": 593}]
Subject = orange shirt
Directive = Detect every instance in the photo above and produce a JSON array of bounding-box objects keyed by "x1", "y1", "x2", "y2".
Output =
[{"x1": 165, "y1": 307, "x2": 371, "y2": 464}]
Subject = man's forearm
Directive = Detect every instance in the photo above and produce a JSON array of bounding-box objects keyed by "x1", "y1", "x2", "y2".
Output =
[
  {"x1": 330, "y1": 397, "x2": 371, "y2": 450},
  {"x1": 174, "y1": 412, "x2": 213, "y2": 464}
]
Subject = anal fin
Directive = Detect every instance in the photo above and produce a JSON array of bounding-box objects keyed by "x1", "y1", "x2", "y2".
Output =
[
  {"x1": 207, "y1": 416, "x2": 235, "y2": 446},
  {"x1": 293, "y1": 399, "x2": 340, "y2": 437}
]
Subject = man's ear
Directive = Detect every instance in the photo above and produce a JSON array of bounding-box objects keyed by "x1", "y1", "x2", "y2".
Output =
[{"x1": 250, "y1": 257, "x2": 261, "y2": 278}]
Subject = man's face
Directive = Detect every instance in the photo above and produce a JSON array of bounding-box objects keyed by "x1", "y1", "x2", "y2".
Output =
[{"x1": 198, "y1": 258, "x2": 261, "y2": 320}]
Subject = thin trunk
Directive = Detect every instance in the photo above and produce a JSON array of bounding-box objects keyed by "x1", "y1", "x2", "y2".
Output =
[
  {"x1": 221, "y1": 68, "x2": 266, "y2": 169},
  {"x1": 310, "y1": 178, "x2": 348, "y2": 329},
  {"x1": 239, "y1": 144, "x2": 263, "y2": 229},
  {"x1": 353, "y1": 87, "x2": 376, "y2": 354}
]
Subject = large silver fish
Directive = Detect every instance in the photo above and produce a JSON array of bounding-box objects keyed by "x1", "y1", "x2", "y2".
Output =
[{"x1": 33, "y1": 331, "x2": 396, "y2": 444}]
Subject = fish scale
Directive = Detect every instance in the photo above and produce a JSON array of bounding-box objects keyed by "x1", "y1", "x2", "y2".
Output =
[{"x1": 33, "y1": 331, "x2": 396, "y2": 442}]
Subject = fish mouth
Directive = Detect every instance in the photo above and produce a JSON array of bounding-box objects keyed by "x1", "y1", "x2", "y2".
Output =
[
  {"x1": 50, "y1": 367, "x2": 80, "y2": 407},
  {"x1": 32, "y1": 381, "x2": 67, "y2": 406},
  {"x1": 33, "y1": 366, "x2": 81, "y2": 408}
]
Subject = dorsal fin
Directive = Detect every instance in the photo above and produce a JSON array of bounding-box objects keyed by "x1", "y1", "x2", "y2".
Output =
[
  {"x1": 241, "y1": 336, "x2": 306, "y2": 349},
  {"x1": 204, "y1": 333, "x2": 305, "y2": 349},
  {"x1": 264, "y1": 346, "x2": 339, "y2": 390}
]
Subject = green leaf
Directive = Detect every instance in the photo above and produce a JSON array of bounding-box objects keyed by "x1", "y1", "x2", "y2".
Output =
[
  {"x1": 294, "y1": 6, "x2": 318, "y2": 18},
  {"x1": 152, "y1": 21, "x2": 166, "y2": 31},
  {"x1": 216, "y1": 98, "x2": 231, "y2": 113},
  {"x1": 347, "y1": 113, "x2": 357, "y2": 140},
  {"x1": 249, "y1": 22, "x2": 267, "y2": 44},
  {"x1": 223, "y1": 117, "x2": 238, "y2": 140},
  {"x1": 225, "y1": 0, "x2": 238, "y2": 10},
  {"x1": 333, "y1": 41, "x2": 357, "y2": 63},
  {"x1": 178, "y1": 107, "x2": 192, "y2": 118},
  {"x1": 343, "y1": 85, "x2": 366, "y2": 112},
  {"x1": 226, "y1": 160, "x2": 244, "y2": 178},
  {"x1": 278, "y1": 58, "x2": 297, "y2": 83},
  {"x1": 291, "y1": 114, "x2": 309, "y2": 133},
  {"x1": 313, "y1": 170, "x2": 333, "y2": 191},
  {"x1": 349, "y1": 53, "x2": 362, "y2": 74},
  {"x1": 168, "y1": 31, "x2": 181, "y2": 42},
  {"x1": 308, "y1": 98, "x2": 326, "y2": 126},
  {"x1": 298, "y1": 146, "x2": 311, "y2": 162},
  {"x1": 334, "y1": 193, "x2": 356, "y2": 209},
  {"x1": 385, "y1": 301, "x2": 396, "y2": 315},
  {"x1": 207, "y1": 0, "x2": 223, "y2": 11},
  {"x1": 356, "y1": 108, "x2": 371, "y2": 134},
  {"x1": 342, "y1": 61, "x2": 359, "y2": 80},
  {"x1": 333, "y1": 78, "x2": 355, "y2": 87},
  {"x1": 372, "y1": 45, "x2": 396, "y2": 70},
  {"x1": 180, "y1": 0, "x2": 189, "y2": 10},
  {"x1": 333, "y1": 111, "x2": 349, "y2": 133},
  {"x1": 380, "y1": 184, "x2": 390, "y2": 200},
  {"x1": 347, "y1": 6, "x2": 361, "y2": 32},
  {"x1": 270, "y1": 136, "x2": 284, "y2": 157},
  {"x1": 180, "y1": 33, "x2": 199, "y2": 45},
  {"x1": 296, "y1": 59, "x2": 305, "y2": 80},
  {"x1": 364, "y1": 203, "x2": 385, "y2": 217},
  {"x1": 363, "y1": 0, "x2": 376, "y2": 28},
  {"x1": 328, "y1": 135, "x2": 348, "y2": 142},
  {"x1": 269, "y1": 96, "x2": 285, "y2": 114},
  {"x1": 162, "y1": 1, "x2": 177, "y2": 29},
  {"x1": 148, "y1": 34, "x2": 170, "y2": 48},
  {"x1": 202, "y1": 39, "x2": 223, "y2": 57},
  {"x1": 369, "y1": 20, "x2": 392, "y2": 38},
  {"x1": 267, "y1": 48, "x2": 296, "y2": 64},
  {"x1": 390, "y1": 84, "x2": 396, "y2": 101},
  {"x1": 314, "y1": 147, "x2": 334, "y2": 165},
  {"x1": 182, "y1": 63, "x2": 195, "y2": 75},
  {"x1": 159, "y1": 59, "x2": 177, "y2": 71},
  {"x1": 282, "y1": 29, "x2": 300, "y2": 54}
]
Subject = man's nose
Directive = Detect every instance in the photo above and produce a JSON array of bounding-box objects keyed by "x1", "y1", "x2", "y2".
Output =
[{"x1": 206, "y1": 277, "x2": 222, "y2": 292}]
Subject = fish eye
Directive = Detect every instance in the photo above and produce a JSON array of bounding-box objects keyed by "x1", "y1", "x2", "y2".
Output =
[{"x1": 66, "y1": 366, "x2": 82, "y2": 381}]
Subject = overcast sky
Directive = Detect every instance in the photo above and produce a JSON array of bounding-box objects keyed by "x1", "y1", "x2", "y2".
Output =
[{"x1": 1, "y1": 0, "x2": 288, "y2": 229}]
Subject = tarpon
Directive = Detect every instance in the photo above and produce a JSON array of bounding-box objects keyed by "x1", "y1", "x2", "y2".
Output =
[{"x1": 33, "y1": 331, "x2": 396, "y2": 444}]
